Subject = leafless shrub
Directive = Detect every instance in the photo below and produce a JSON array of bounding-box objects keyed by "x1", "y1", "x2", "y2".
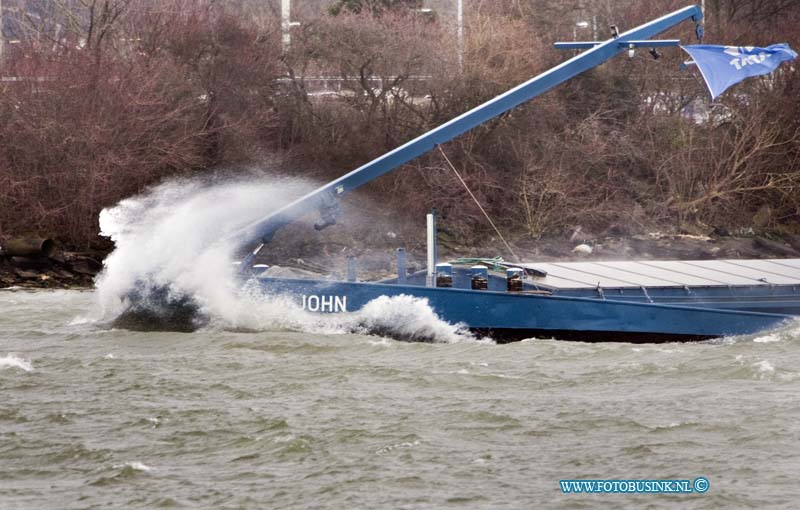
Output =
[
  {"x1": 1, "y1": 0, "x2": 799, "y2": 248},
  {"x1": 0, "y1": 0, "x2": 281, "y2": 246}
]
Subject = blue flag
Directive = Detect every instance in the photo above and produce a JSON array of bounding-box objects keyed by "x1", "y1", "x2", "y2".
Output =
[{"x1": 681, "y1": 44, "x2": 797, "y2": 99}]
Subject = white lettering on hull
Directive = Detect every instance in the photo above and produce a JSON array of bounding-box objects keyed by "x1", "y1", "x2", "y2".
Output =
[{"x1": 301, "y1": 295, "x2": 347, "y2": 313}]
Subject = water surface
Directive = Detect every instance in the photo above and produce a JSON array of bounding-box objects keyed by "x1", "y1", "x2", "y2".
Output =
[{"x1": 1, "y1": 289, "x2": 799, "y2": 509}]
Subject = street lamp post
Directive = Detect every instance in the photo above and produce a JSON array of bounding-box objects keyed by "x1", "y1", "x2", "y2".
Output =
[
  {"x1": 701, "y1": 0, "x2": 707, "y2": 31},
  {"x1": 281, "y1": 0, "x2": 291, "y2": 51},
  {"x1": 0, "y1": 0, "x2": 5, "y2": 61},
  {"x1": 457, "y1": 0, "x2": 463, "y2": 71},
  {"x1": 574, "y1": 20, "x2": 589, "y2": 41}
]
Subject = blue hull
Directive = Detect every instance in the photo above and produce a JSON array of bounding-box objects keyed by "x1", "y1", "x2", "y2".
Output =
[{"x1": 254, "y1": 277, "x2": 792, "y2": 342}]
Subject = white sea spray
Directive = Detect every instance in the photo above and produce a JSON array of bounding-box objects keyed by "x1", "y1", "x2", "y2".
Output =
[
  {"x1": 0, "y1": 354, "x2": 33, "y2": 372},
  {"x1": 93, "y1": 176, "x2": 474, "y2": 343}
]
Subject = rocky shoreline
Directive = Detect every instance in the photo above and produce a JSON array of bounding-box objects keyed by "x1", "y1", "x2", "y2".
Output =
[
  {"x1": 0, "y1": 250, "x2": 103, "y2": 289},
  {"x1": 3, "y1": 232, "x2": 800, "y2": 290}
]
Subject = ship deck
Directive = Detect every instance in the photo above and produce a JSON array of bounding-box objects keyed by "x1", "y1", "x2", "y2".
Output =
[{"x1": 518, "y1": 259, "x2": 800, "y2": 290}]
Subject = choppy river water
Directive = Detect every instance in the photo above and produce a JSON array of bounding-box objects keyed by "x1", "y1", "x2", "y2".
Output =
[{"x1": 2, "y1": 289, "x2": 799, "y2": 509}]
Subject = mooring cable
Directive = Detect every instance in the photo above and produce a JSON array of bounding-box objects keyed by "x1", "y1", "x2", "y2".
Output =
[{"x1": 436, "y1": 145, "x2": 520, "y2": 262}]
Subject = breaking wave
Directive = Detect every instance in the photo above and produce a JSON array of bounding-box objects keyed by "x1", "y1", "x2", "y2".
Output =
[
  {"x1": 0, "y1": 354, "x2": 33, "y2": 372},
  {"x1": 95, "y1": 176, "x2": 313, "y2": 325},
  {"x1": 113, "y1": 461, "x2": 153, "y2": 473},
  {"x1": 349, "y1": 295, "x2": 474, "y2": 343},
  {"x1": 94, "y1": 176, "x2": 474, "y2": 344},
  {"x1": 714, "y1": 318, "x2": 800, "y2": 345},
  {"x1": 223, "y1": 286, "x2": 475, "y2": 343}
]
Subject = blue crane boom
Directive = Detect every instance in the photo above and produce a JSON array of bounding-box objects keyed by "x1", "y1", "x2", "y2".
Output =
[{"x1": 235, "y1": 5, "x2": 703, "y2": 252}]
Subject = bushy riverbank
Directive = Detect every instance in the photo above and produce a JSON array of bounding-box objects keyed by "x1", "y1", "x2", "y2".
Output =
[{"x1": 1, "y1": 1, "x2": 798, "y2": 251}]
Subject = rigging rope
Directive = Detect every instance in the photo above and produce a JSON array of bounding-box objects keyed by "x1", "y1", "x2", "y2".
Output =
[{"x1": 436, "y1": 145, "x2": 520, "y2": 262}]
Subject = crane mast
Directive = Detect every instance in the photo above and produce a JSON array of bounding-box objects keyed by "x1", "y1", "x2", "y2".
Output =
[{"x1": 235, "y1": 5, "x2": 704, "y2": 259}]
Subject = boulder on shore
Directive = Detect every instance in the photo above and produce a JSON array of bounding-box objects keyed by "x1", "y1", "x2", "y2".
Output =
[{"x1": 0, "y1": 249, "x2": 102, "y2": 289}]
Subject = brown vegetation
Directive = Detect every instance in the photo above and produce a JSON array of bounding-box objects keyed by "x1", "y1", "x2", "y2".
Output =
[
  {"x1": 0, "y1": 0, "x2": 799, "y2": 251},
  {"x1": 0, "y1": 0, "x2": 282, "y2": 246}
]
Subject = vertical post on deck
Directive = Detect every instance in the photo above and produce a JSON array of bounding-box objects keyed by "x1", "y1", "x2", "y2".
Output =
[
  {"x1": 426, "y1": 210, "x2": 438, "y2": 287},
  {"x1": 346, "y1": 256, "x2": 357, "y2": 282},
  {"x1": 396, "y1": 248, "x2": 408, "y2": 285}
]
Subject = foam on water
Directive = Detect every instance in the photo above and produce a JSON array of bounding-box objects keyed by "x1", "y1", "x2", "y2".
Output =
[
  {"x1": 711, "y1": 318, "x2": 800, "y2": 345},
  {"x1": 113, "y1": 461, "x2": 153, "y2": 472},
  {"x1": 0, "y1": 354, "x2": 34, "y2": 372},
  {"x1": 752, "y1": 359, "x2": 775, "y2": 374},
  {"x1": 753, "y1": 334, "x2": 782, "y2": 343},
  {"x1": 94, "y1": 176, "x2": 473, "y2": 343}
]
